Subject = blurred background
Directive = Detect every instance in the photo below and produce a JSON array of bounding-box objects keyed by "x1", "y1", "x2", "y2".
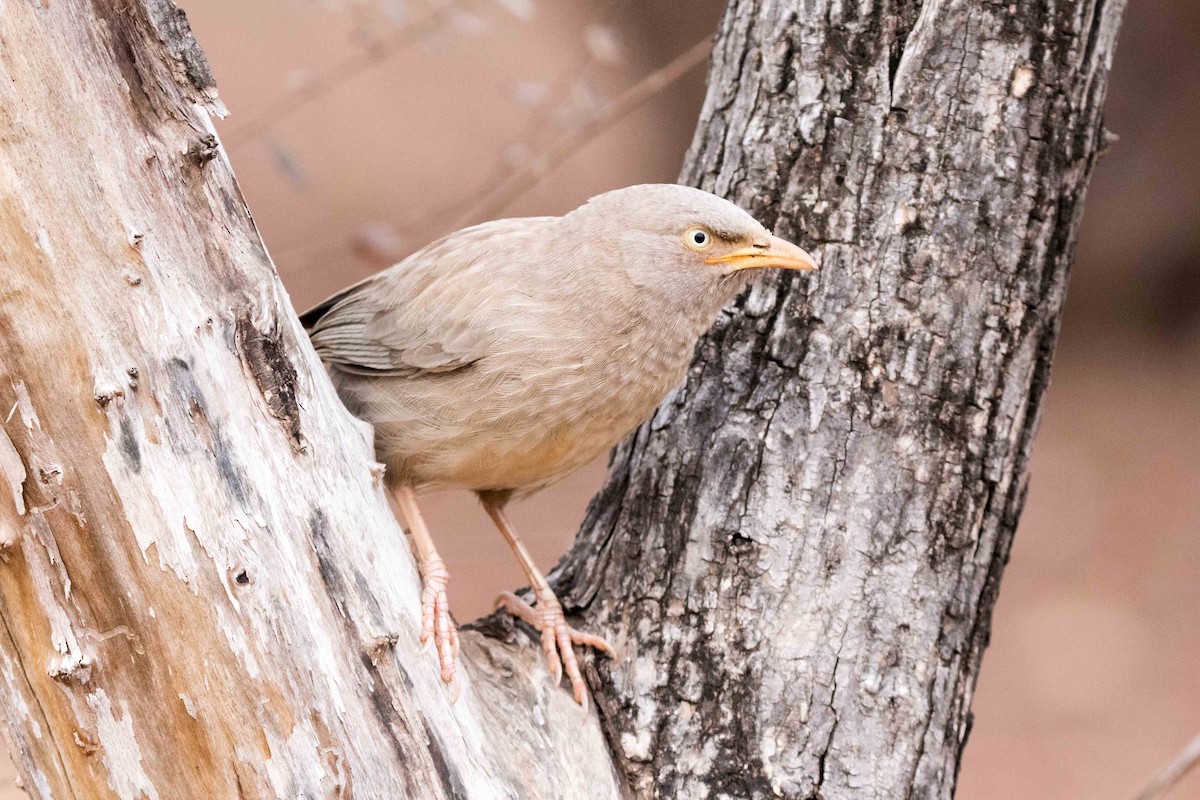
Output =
[{"x1": 4, "y1": 0, "x2": 1197, "y2": 796}]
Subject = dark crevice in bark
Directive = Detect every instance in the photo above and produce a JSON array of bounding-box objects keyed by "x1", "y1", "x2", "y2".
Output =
[
  {"x1": 234, "y1": 311, "x2": 305, "y2": 452},
  {"x1": 887, "y1": 0, "x2": 929, "y2": 101},
  {"x1": 1083, "y1": 0, "x2": 1109, "y2": 71}
]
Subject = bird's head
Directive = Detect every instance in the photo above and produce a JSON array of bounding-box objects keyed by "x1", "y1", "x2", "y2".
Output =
[{"x1": 563, "y1": 184, "x2": 817, "y2": 306}]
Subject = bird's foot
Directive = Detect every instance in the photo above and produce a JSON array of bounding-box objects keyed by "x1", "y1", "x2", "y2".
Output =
[
  {"x1": 418, "y1": 553, "x2": 460, "y2": 688},
  {"x1": 495, "y1": 588, "x2": 614, "y2": 709}
]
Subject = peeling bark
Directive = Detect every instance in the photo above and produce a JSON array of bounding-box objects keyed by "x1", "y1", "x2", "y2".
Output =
[
  {"x1": 0, "y1": 2, "x2": 619, "y2": 798},
  {"x1": 0, "y1": 0, "x2": 1124, "y2": 799}
]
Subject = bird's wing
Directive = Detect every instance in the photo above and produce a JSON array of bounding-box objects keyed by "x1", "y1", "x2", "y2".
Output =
[
  {"x1": 306, "y1": 289, "x2": 480, "y2": 377},
  {"x1": 303, "y1": 218, "x2": 556, "y2": 378}
]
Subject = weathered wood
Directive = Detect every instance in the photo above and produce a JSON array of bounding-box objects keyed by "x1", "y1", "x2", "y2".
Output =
[
  {"x1": 0, "y1": 2, "x2": 619, "y2": 798},
  {"x1": 555, "y1": 1, "x2": 1126, "y2": 797},
  {"x1": 0, "y1": 0, "x2": 1125, "y2": 798}
]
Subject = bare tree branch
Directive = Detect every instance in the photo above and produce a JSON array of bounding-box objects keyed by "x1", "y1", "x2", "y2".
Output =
[
  {"x1": 222, "y1": 0, "x2": 481, "y2": 147},
  {"x1": 272, "y1": 35, "x2": 711, "y2": 268},
  {"x1": 451, "y1": 35, "x2": 712, "y2": 227},
  {"x1": 1134, "y1": 731, "x2": 1200, "y2": 800}
]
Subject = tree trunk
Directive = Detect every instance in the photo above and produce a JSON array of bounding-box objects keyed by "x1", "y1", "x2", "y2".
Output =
[
  {"x1": 556, "y1": 1, "x2": 1126, "y2": 798},
  {"x1": 0, "y1": 2, "x2": 1123, "y2": 800},
  {"x1": 0, "y1": 3, "x2": 620, "y2": 798}
]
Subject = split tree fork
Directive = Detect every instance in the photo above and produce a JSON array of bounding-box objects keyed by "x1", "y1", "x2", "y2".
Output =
[{"x1": 0, "y1": 0, "x2": 1125, "y2": 797}]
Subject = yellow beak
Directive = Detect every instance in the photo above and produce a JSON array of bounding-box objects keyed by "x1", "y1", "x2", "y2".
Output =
[{"x1": 705, "y1": 234, "x2": 818, "y2": 273}]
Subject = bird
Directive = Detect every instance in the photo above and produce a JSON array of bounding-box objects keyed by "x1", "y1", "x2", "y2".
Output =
[{"x1": 301, "y1": 184, "x2": 817, "y2": 708}]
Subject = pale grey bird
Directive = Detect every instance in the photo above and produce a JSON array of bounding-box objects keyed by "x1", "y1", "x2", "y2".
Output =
[{"x1": 302, "y1": 184, "x2": 817, "y2": 707}]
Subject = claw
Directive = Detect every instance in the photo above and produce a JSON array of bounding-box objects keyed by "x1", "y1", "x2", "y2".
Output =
[
  {"x1": 418, "y1": 554, "x2": 458, "y2": 686},
  {"x1": 495, "y1": 589, "x2": 613, "y2": 708}
]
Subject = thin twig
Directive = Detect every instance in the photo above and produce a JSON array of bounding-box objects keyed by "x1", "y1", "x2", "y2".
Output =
[
  {"x1": 450, "y1": 34, "x2": 712, "y2": 228},
  {"x1": 223, "y1": 0, "x2": 481, "y2": 148},
  {"x1": 273, "y1": 35, "x2": 713, "y2": 269},
  {"x1": 1134, "y1": 731, "x2": 1200, "y2": 800}
]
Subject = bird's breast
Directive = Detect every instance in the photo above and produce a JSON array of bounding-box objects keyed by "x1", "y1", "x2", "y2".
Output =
[
  {"x1": 486, "y1": 321, "x2": 698, "y2": 489},
  {"x1": 395, "y1": 328, "x2": 694, "y2": 493},
  {"x1": 360, "y1": 288, "x2": 717, "y2": 494}
]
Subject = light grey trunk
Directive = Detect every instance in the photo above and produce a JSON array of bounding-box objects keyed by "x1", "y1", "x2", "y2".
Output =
[{"x1": 0, "y1": 1, "x2": 1123, "y2": 799}]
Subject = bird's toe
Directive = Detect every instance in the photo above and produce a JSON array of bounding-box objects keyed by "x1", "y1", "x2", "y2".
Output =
[
  {"x1": 495, "y1": 587, "x2": 613, "y2": 708},
  {"x1": 418, "y1": 554, "x2": 459, "y2": 688}
]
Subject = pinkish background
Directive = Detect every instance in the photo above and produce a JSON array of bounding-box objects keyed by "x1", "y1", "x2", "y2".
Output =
[{"x1": 3, "y1": 1, "x2": 1197, "y2": 797}]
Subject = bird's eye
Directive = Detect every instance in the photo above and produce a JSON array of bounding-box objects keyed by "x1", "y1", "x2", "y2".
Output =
[{"x1": 684, "y1": 228, "x2": 712, "y2": 250}]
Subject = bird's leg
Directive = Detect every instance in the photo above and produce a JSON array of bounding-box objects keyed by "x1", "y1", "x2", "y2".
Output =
[
  {"x1": 393, "y1": 485, "x2": 459, "y2": 687},
  {"x1": 480, "y1": 494, "x2": 614, "y2": 708}
]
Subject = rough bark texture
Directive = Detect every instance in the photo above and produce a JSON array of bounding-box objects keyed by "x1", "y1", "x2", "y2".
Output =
[
  {"x1": 0, "y1": 0, "x2": 1124, "y2": 798},
  {"x1": 0, "y1": 2, "x2": 620, "y2": 798},
  {"x1": 557, "y1": 1, "x2": 1125, "y2": 798}
]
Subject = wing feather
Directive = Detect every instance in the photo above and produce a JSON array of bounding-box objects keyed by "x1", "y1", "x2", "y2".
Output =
[{"x1": 302, "y1": 218, "x2": 556, "y2": 378}]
